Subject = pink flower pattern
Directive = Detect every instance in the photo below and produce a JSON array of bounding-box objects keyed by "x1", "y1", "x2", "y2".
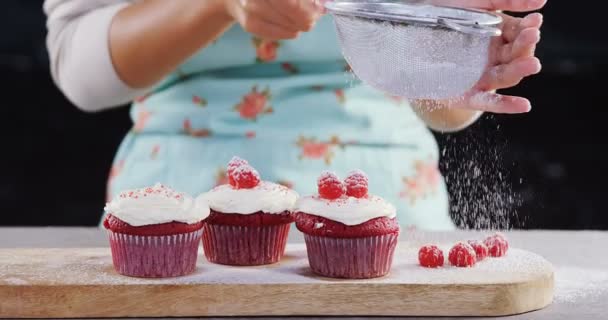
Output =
[
  {"x1": 281, "y1": 62, "x2": 299, "y2": 74},
  {"x1": 183, "y1": 119, "x2": 212, "y2": 138},
  {"x1": 106, "y1": 160, "x2": 125, "y2": 202},
  {"x1": 192, "y1": 95, "x2": 207, "y2": 107},
  {"x1": 150, "y1": 144, "x2": 160, "y2": 159},
  {"x1": 133, "y1": 106, "x2": 152, "y2": 133},
  {"x1": 234, "y1": 86, "x2": 273, "y2": 121},
  {"x1": 399, "y1": 159, "x2": 441, "y2": 204},
  {"x1": 334, "y1": 89, "x2": 346, "y2": 104},
  {"x1": 296, "y1": 136, "x2": 342, "y2": 165},
  {"x1": 253, "y1": 37, "x2": 280, "y2": 63}
]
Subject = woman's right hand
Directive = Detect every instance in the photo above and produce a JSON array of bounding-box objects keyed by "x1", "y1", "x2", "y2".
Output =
[{"x1": 224, "y1": 0, "x2": 326, "y2": 40}]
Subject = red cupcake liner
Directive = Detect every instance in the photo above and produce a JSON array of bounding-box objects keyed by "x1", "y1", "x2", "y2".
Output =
[
  {"x1": 202, "y1": 223, "x2": 290, "y2": 266},
  {"x1": 303, "y1": 233, "x2": 400, "y2": 279},
  {"x1": 107, "y1": 229, "x2": 203, "y2": 278}
]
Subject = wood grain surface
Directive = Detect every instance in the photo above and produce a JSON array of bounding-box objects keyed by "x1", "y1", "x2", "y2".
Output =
[{"x1": 0, "y1": 243, "x2": 554, "y2": 318}]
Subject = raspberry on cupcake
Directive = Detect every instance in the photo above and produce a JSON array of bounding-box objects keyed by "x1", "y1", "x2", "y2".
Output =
[
  {"x1": 295, "y1": 170, "x2": 400, "y2": 279},
  {"x1": 198, "y1": 156, "x2": 298, "y2": 266},
  {"x1": 103, "y1": 183, "x2": 209, "y2": 278}
]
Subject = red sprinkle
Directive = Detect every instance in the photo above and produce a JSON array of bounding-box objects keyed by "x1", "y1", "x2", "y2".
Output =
[
  {"x1": 418, "y1": 245, "x2": 445, "y2": 268},
  {"x1": 344, "y1": 170, "x2": 369, "y2": 198},
  {"x1": 448, "y1": 242, "x2": 477, "y2": 267},
  {"x1": 317, "y1": 171, "x2": 345, "y2": 200}
]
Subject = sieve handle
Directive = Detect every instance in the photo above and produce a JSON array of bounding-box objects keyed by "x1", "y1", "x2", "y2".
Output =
[{"x1": 438, "y1": 19, "x2": 502, "y2": 37}]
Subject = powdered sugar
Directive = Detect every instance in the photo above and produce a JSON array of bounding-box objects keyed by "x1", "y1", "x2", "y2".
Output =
[
  {"x1": 2, "y1": 277, "x2": 29, "y2": 285},
  {"x1": 229, "y1": 164, "x2": 261, "y2": 189},
  {"x1": 468, "y1": 91, "x2": 502, "y2": 107},
  {"x1": 553, "y1": 267, "x2": 608, "y2": 304},
  {"x1": 440, "y1": 125, "x2": 522, "y2": 230},
  {"x1": 344, "y1": 170, "x2": 369, "y2": 198},
  {"x1": 0, "y1": 245, "x2": 551, "y2": 286},
  {"x1": 317, "y1": 171, "x2": 340, "y2": 184}
]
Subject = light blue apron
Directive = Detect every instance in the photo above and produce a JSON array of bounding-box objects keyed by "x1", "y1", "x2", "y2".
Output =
[{"x1": 107, "y1": 16, "x2": 454, "y2": 230}]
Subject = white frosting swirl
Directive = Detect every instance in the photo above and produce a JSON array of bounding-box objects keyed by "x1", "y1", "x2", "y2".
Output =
[
  {"x1": 294, "y1": 195, "x2": 396, "y2": 226},
  {"x1": 104, "y1": 183, "x2": 209, "y2": 226},
  {"x1": 200, "y1": 182, "x2": 298, "y2": 214}
]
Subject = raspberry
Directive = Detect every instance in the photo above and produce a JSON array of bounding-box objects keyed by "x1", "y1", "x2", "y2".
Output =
[
  {"x1": 484, "y1": 233, "x2": 509, "y2": 257},
  {"x1": 344, "y1": 170, "x2": 369, "y2": 198},
  {"x1": 418, "y1": 245, "x2": 444, "y2": 268},
  {"x1": 317, "y1": 171, "x2": 345, "y2": 200},
  {"x1": 231, "y1": 164, "x2": 260, "y2": 189},
  {"x1": 467, "y1": 240, "x2": 489, "y2": 261},
  {"x1": 448, "y1": 242, "x2": 477, "y2": 267},
  {"x1": 227, "y1": 156, "x2": 249, "y2": 186}
]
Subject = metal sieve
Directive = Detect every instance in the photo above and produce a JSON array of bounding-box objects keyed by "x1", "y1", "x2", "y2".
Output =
[{"x1": 325, "y1": 1, "x2": 503, "y2": 99}]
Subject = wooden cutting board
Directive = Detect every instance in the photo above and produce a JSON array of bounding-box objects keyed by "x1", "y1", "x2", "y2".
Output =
[{"x1": 0, "y1": 243, "x2": 553, "y2": 318}]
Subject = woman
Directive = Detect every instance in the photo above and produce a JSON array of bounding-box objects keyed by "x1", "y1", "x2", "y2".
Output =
[{"x1": 44, "y1": 0, "x2": 545, "y2": 229}]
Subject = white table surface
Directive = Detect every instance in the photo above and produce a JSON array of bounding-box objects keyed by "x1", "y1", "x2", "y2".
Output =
[{"x1": 1, "y1": 227, "x2": 606, "y2": 320}]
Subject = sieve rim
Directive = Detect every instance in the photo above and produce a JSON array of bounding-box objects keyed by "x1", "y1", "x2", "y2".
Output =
[{"x1": 325, "y1": 1, "x2": 502, "y2": 36}]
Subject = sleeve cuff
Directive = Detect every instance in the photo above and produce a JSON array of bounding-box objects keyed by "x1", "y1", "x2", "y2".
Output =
[{"x1": 59, "y1": 2, "x2": 151, "y2": 111}]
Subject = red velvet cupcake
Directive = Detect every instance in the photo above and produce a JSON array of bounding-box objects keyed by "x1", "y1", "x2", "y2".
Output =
[
  {"x1": 295, "y1": 170, "x2": 400, "y2": 279},
  {"x1": 198, "y1": 157, "x2": 298, "y2": 266},
  {"x1": 103, "y1": 183, "x2": 209, "y2": 278}
]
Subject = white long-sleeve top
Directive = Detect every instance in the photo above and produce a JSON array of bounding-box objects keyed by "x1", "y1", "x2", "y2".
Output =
[{"x1": 44, "y1": 0, "x2": 149, "y2": 112}]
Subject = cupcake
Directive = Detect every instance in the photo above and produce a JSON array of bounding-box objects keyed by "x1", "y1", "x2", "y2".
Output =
[
  {"x1": 103, "y1": 183, "x2": 209, "y2": 278},
  {"x1": 198, "y1": 156, "x2": 298, "y2": 266},
  {"x1": 295, "y1": 170, "x2": 400, "y2": 279}
]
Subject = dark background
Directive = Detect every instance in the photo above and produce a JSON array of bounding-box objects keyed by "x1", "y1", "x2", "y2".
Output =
[{"x1": 1, "y1": 1, "x2": 606, "y2": 229}]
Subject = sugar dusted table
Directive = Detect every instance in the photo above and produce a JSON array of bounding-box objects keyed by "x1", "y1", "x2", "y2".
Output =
[{"x1": 0, "y1": 228, "x2": 606, "y2": 319}]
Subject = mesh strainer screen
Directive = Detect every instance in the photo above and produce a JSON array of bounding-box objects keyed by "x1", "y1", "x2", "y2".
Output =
[{"x1": 333, "y1": 15, "x2": 491, "y2": 99}]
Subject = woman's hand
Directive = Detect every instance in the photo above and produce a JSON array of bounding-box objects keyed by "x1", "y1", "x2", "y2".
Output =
[
  {"x1": 224, "y1": 0, "x2": 325, "y2": 40},
  {"x1": 415, "y1": 0, "x2": 546, "y2": 114}
]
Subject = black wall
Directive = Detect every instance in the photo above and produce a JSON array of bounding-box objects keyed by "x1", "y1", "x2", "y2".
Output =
[{"x1": 1, "y1": 1, "x2": 607, "y2": 228}]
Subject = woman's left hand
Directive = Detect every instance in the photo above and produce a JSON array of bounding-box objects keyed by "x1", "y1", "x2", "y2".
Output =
[{"x1": 416, "y1": 0, "x2": 547, "y2": 114}]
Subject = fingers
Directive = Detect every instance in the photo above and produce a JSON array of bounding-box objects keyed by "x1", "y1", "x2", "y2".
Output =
[
  {"x1": 231, "y1": 0, "x2": 322, "y2": 40},
  {"x1": 512, "y1": 27, "x2": 540, "y2": 58},
  {"x1": 272, "y1": 0, "x2": 320, "y2": 32},
  {"x1": 461, "y1": 92, "x2": 532, "y2": 114},
  {"x1": 236, "y1": 11, "x2": 300, "y2": 40},
  {"x1": 479, "y1": 57, "x2": 542, "y2": 90},
  {"x1": 246, "y1": 0, "x2": 299, "y2": 33},
  {"x1": 498, "y1": 27, "x2": 540, "y2": 63},
  {"x1": 502, "y1": 13, "x2": 543, "y2": 43},
  {"x1": 430, "y1": 0, "x2": 546, "y2": 12}
]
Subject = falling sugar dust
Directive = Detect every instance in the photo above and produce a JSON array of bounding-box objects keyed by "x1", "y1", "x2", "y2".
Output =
[{"x1": 438, "y1": 115, "x2": 525, "y2": 230}]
